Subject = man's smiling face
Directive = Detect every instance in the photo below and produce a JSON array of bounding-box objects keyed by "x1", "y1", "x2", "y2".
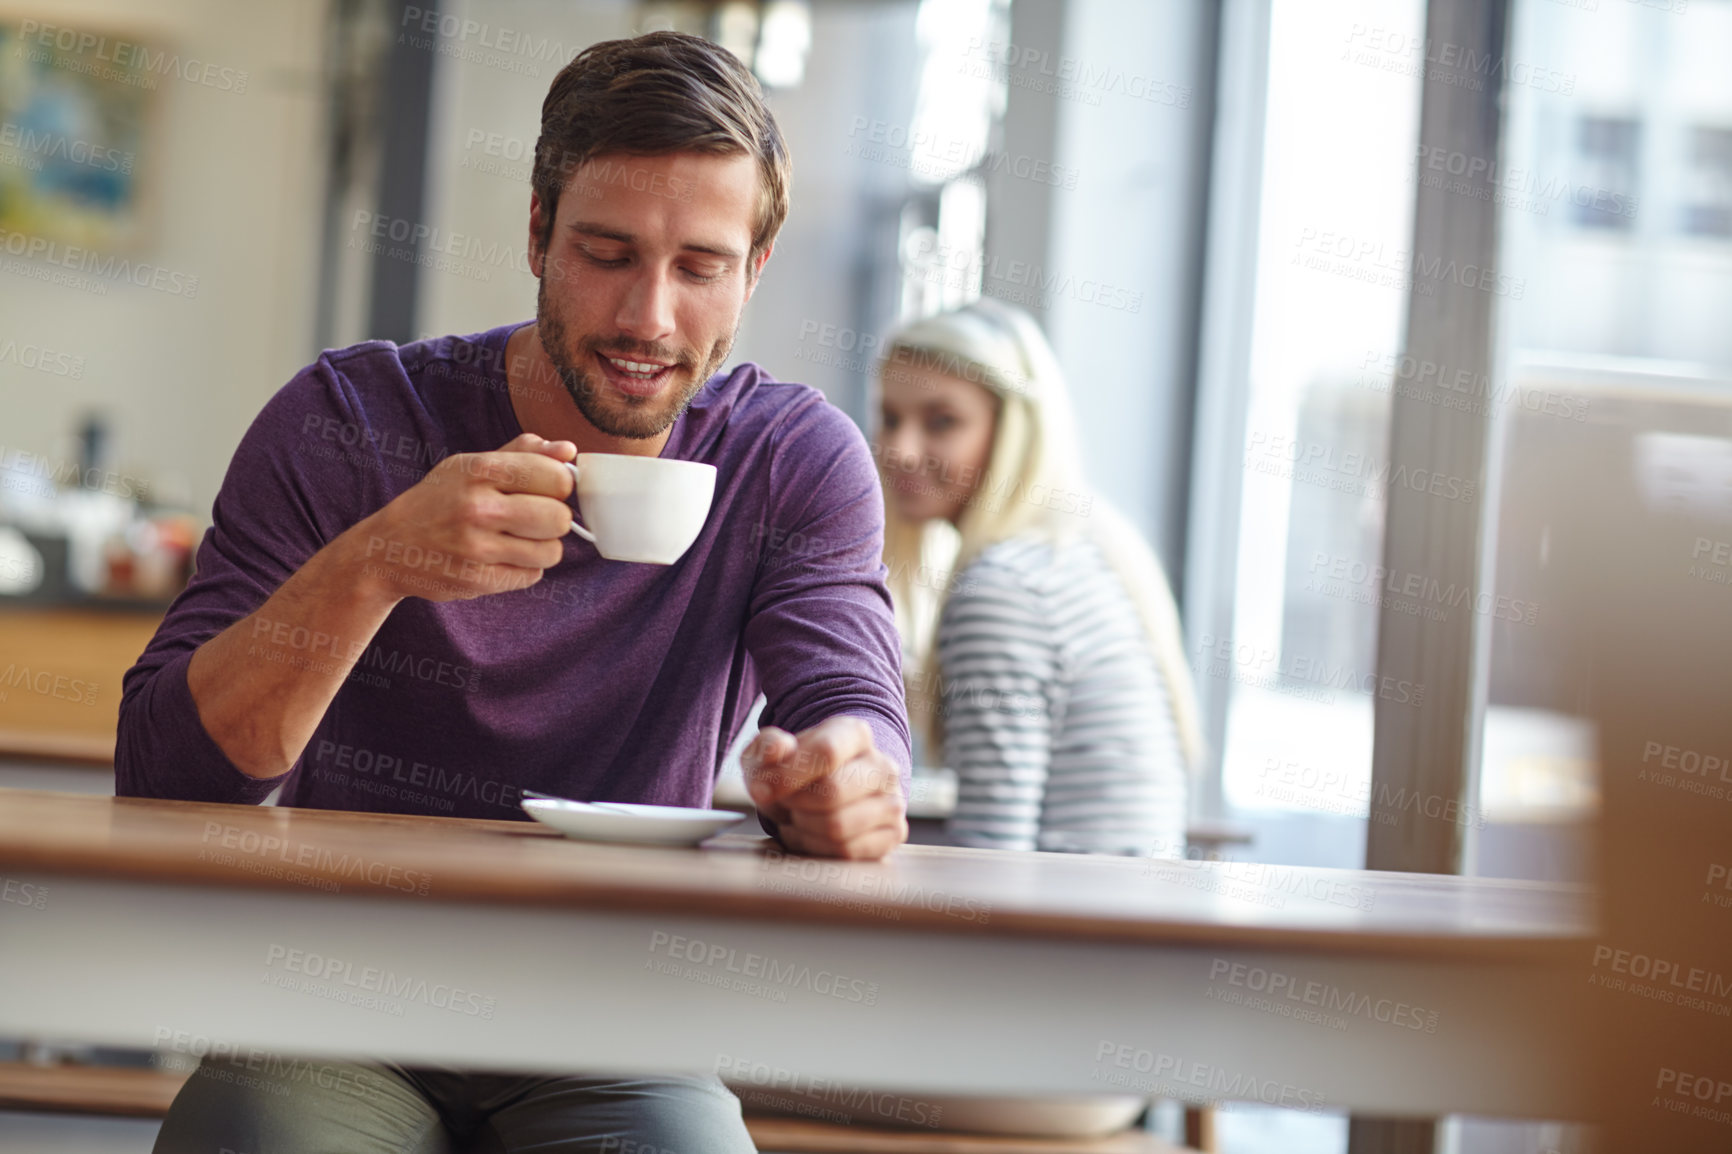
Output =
[{"x1": 529, "y1": 151, "x2": 769, "y2": 440}]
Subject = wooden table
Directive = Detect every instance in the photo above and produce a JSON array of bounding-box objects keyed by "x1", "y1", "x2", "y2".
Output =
[{"x1": 0, "y1": 789, "x2": 1598, "y2": 1122}]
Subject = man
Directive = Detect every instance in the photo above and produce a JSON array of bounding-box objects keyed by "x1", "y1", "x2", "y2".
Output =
[{"x1": 124, "y1": 30, "x2": 910, "y2": 1154}]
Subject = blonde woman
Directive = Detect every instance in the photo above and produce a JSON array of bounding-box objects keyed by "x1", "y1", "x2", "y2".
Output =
[{"x1": 875, "y1": 297, "x2": 1204, "y2": 857}]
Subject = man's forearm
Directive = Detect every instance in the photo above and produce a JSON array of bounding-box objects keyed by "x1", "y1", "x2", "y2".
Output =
[{"x1": 186, "y1": 526, "x2": 402, "y2": 780}]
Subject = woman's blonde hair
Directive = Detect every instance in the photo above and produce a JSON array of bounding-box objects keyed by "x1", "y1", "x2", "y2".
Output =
[{"x1": 878, "y1": 297, "x2": 1206, "y2": 775}]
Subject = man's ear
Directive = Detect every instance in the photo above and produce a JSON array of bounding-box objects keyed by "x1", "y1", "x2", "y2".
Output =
[
  {"x1": 527, "y1": 192, "x2": 549, "y2": 278},
  {"x1": 743, "y1": 242, "x2": 774, "y2": 302}
]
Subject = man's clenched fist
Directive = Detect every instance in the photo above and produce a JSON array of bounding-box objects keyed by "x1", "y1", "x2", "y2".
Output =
[{"x1": 743, "y1": 716, "x2": 908, "y2": 861}]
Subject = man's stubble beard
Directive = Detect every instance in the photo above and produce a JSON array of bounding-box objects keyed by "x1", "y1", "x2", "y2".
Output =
[{"x1": 536, "y1": 275, "x2": 739, "y2": 440}]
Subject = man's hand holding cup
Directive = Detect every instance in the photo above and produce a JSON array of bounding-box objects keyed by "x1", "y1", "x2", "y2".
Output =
[{"x1": 347, "y1": 433, "x2": 577, "y2": 605}]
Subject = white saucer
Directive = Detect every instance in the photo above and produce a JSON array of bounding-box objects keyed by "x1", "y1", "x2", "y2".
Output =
[{"x1": 522, "y1": 798, "x2": 746, "y2": 847}]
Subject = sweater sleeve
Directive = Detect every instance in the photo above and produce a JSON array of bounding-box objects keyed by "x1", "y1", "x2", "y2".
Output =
[
  {"x1": 743, "y1": 396, "x2": 912, "y2": 804},
  {"x1": 115, "y1": 357, "x2": 380, "y2": 802},
  {"x1": 937, "y1": 563, "x2": 1058, "y2": 852}
]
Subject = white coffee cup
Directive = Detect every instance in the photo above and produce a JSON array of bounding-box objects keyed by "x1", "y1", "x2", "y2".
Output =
[{"x1": 563, "y1": 453, "x2": 716, "y2": 564}]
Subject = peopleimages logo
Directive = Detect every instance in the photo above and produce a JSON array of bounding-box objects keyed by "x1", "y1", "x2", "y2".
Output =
[
  {"x1": 1358, "y1": 349, "x2": 1590, "y2": 423},
  {"x1": 0, "y1": 337, "x2": 85, "y2": 378},
  {"x1": 1341, "y1": 24, "x2": 1575, "y2": 96},
  {"x1": 1306, "y1": 551, "x2": 1539, "y2": 628},
  {"x1": 0, "y1": 122, "x2": 134, "y2": 174},
  {"x1": 17, "y1": 20, "x2": 249, "y2": 93},
  {"x1": 153, "y1": 1028, "x2": 383, "y2": 1100},
  {"x1": 247, "y1": 615, "x2": 481, "y2": 692},
  {"x1": 349, "y1": 211, "x2": 531, "y2": 277},
  {"x1": 645, "y1": 932, "x2": 880, "y2": 1006},
  {"x1": 263, "y1": 944, "x2": 496, "y2": 1019},
  {"x1": 1638, "y1": 739, "x2": 1732, "y2": 802},
  {"x1": 961, "y1": 38, "x2": 1193, "y2": 109},
  {"x1": 1090, "y1": 1042, "x2": 1328, "y2": 1111},
  {"x1": 1293, "y1": 227, "x2": 1525, "y2": 299},
  {"x1": 0, "y1": 663, "x2": 98, "y2": 706},
  {"x1": 1245, "y1": 429, "x2": 1477, "y2": 503},
  {"x1": 0, "y1": 446, "x2": 148, "y2": 500},
  {"x1": 844, "y1": 117, "x2": 1082, "y2": 190},
  {"x1": 1258, "y1": 756, "x2": 1487, "y2": 831},
  {"x1": 1194, "y1": 632, "x2": 1424, "y2": 711},
  {"x1": 716, "y1": 1056, "x2": 945, "y2": 1128},
  {"x1": 1411, "y1": 145, "x2": 1637, "y2": 223},
  {"x1": 1590, "y1": 944, "x2": 1732, "y2": 1012},
  {"x1": 1, "y1": 877, "x2": 48, "y2": 910},
  {"x1": 1206, "y1": 959, "x2": 1440, "y2": 1033},
  {"x1": 1706, "y1": 862, "x2": 1732, "y2": 911},
  {"x1": 398, "y1": 6, "x2": 586, "y2": 69},
  {"x1": 759, "y1": 846, "x2": 992, "y2": 922},
  {"x1": 199, "y1": 821, "x2": 432, "y2": 896},
  {"x1": 0, "y1": 227, "x2": 199, "y2": 297},
  {"x1": 1654, "y1": 1066, "x2": 1732, "y2": 1128},
  {"x1": 312, "y1": 740, "x2": 526, "y2": 811}
]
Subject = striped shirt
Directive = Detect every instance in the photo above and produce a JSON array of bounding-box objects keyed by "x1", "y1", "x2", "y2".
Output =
[{"x1": 937, "y1": 535, "x2": 1187, "y2": 856}]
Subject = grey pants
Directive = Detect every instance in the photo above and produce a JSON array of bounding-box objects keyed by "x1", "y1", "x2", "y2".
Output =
[{"x1": 151, "y1": 1055, "x2": 757, "y2": 1154}]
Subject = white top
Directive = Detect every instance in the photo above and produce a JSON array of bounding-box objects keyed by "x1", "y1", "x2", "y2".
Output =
[{"x1": 937, "y1": 535, "x2": 1188, "y2": 856}]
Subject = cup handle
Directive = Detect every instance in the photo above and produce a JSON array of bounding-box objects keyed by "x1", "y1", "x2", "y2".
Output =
[{"x1": 564, "y1": 461, "x2": 597, "y2": 545}]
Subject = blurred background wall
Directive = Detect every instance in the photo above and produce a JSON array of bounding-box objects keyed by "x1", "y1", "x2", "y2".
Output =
[
  {"x1": 0, "y1": 0, "x2": 1217, "y2": 560},
  {"x1": 0, "y1": 0, "x2": 327, "y2": 514}
]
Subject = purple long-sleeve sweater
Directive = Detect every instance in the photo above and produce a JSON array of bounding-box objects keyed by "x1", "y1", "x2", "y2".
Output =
[{"x1": 116, "y1": 321, "x2": 911, "y2": 819}]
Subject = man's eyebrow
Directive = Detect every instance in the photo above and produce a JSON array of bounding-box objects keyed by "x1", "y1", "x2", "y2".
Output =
[
  {"x1": 567, "y1": 222, "x2": 743, "y2": 261},
  {"x1": 568, "y1": 222, "x2": 635, "y2": 245}
]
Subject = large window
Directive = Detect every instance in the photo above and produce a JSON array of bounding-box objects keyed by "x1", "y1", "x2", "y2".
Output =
[
  {"x1": 1471, "y1": 0, "x2": 1732, "y2": 880},
  {"x1": 1570, "y1": 116, "x2": 1640, "y2": 230},
  {"x1": 1207, "y1": 0, "x2": 1426, "y2": 869},
  {"x1": 1683, "y1": 124, "x2": 1732, "y2": 237},
  {"x1": 1195, "y1": 0, "x2": 1732, "y2": 885}
]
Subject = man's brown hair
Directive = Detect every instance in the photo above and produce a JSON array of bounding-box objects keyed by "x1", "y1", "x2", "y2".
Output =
[{"x1": 532, "y1": 31, "x2": 790, "y2": 270}]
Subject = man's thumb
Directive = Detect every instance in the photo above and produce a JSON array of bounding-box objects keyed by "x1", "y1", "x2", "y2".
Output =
[
  {"x1": 745, "y1": 727, "x2": 796, "y2": 800},
  {"x1": 746, "y1": 727, "x2": 794, "y2": 766}
]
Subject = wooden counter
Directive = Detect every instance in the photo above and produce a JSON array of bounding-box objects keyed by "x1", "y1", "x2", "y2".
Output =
[{"x1": 0, "y1": 609, "x2": 161, "y2": 764}]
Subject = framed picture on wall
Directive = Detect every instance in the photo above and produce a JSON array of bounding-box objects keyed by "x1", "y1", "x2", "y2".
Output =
[{"x1": 0, "y1": 17, "x2": 156, "y2": 253}]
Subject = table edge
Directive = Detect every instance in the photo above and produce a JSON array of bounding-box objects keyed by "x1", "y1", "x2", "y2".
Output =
[{"x1": 2, "y1": 849, "x2": 1597, "y2": 964}]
